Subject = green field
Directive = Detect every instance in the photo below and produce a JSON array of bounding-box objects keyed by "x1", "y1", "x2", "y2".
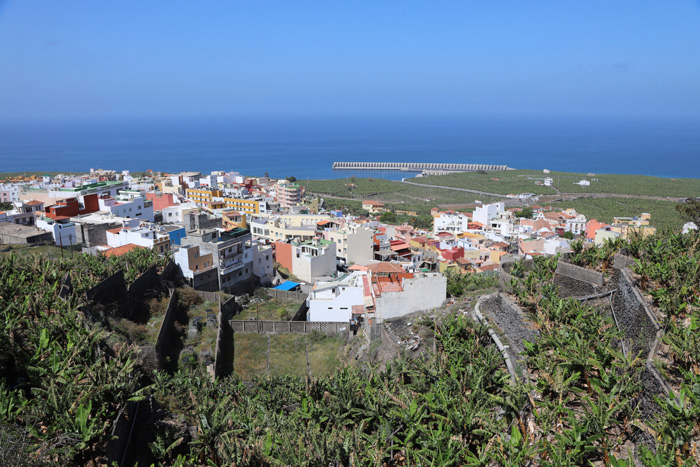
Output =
[
  {"x1": 548, "y1": 197, "x2": 685, "y2": 231},
  {"x1": 413, "y1": 169, "x2": 700, "y2": 197},
  {"x1": 233, "y1": 332, "x2": 346, "y2": 380},
  {"x1": 302, "y1": 177, "x2": 500, "y2": 214},
  {"x1": 237, "y1": 297, "x2": 301, "y2": 321}
]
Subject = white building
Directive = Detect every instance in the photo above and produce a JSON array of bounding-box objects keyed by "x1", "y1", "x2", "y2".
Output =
[
  {"x1": 575, "y1": 180, "x2": 591, "y2": 187},
  {"x1": 252, "y1": 240, "x2": 274, "y2": 285},
  {"x1": 35, "y1": 216, "x2": 78, "y2": 246},
  {"x1": 321, "y1": 223, "x2": 375, "y2": 265},
  {"x1": 433, "y1": 212, "x2": 471, "y2": 234},
  {"x1": 544, "y1": 177, "x2": 553, "y2": 186},
  {"x1": 306, "y1": 272, "x2": 365, "y2": 322},
  {"x1": 98, "y1": 196, "x2": 154, "y2": 222},
  {"x1": 105, "y1": 224, "x2": 171, "y2": 254},
  {"x1": 292, "y1": 239, "x2": 337, "y2": 283},
  {"x1": 162, "y1": 202, "x2": 198, "y2": 224},
  {"x1": 473, "y1": 202, "x2": 505, "y2": 226}
]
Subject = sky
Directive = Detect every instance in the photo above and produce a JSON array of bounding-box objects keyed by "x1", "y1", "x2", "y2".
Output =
[{"x1": 1, "y1": 1, "x2": 700, "y2": 121}]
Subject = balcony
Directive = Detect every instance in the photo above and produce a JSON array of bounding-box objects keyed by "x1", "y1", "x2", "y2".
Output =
[{"x1": 219, "y1": 253, "x2": 245, "y2": 274}]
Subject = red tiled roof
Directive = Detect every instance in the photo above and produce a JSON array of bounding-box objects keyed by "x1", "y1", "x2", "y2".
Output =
[
  {"x1": 101, "y1": 244, "x2": 145, "y2": 257},
  {"x1": 24, "y1": 200, "x2": 44, "y2": 206},
  {"x1": 368, "y1": 262, "x2": 404, "y2": 274},
  {"x1": 363, "y1": 200, "x2": 384, "y2": 206}
]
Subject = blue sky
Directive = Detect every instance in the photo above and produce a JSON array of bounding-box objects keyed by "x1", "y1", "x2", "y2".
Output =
[{"x1": 1, "y1": 1, "x2": 700, "y2": 120}]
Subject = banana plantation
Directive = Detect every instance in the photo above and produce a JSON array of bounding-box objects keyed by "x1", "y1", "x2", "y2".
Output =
[{"x1": 1, "y1": 230, "x2": 699, "y2": 466}]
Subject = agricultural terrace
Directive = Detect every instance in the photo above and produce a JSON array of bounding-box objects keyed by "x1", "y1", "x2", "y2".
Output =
[
  {"x1": 302, "y1": 177, "x2": 500, "y2": 215},
  {"x1": 413, "y1": 169, "x2": 700, "y2": 198}
]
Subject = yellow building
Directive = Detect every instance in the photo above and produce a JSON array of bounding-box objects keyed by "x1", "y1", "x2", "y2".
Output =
[
  {"x1": 224, "y1": 198, "x2": 263, "y2": 215},
  {"x1": 186, "y1": 188, "x2": 223, "y2": 204}
]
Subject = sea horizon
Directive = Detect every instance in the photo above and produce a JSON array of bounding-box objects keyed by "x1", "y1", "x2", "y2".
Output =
[{"x1": 1, "y1": 114, "x2": 699, "y2": 180}]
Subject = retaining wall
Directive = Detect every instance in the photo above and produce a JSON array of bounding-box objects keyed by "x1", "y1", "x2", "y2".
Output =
[
  {"x1": 85, "y1": 270, "x2": 126, "y2": 305},
  {"x1": 127, "y1": 265, "x2": 160, "y2": 300},
  {"x1": 155, "y1": 289, "x2": 179, "y2": 370},
  {"x1": 230, "y1": 320, "x2": 348, "y2": 334},
  {"x1": 476, "y1": 293, "x2": 539, "y2": 377},
  {"x1": 219, "y1": 294, "x2": 240, "y2": 320},
  {"x1": 159, "y1": 260, "x2": 178, "y2": 281},
  {"x1": 555, "y1": 261, "x2": 604, "y2": 287},
  {"x1": 613, "y1": 253, "x2": 635, "y2": 270},
  {"x1": 213, "y1": 311, "x2": 234, "y2": 378},
  {"x1": 58, "y1": 272, "x2": 73, "y2": 301}
]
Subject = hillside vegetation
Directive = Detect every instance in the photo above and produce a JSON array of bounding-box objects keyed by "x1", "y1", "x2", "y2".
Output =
[{"x1": 2, "y1": 230, "x2": 700, "y2": 465}]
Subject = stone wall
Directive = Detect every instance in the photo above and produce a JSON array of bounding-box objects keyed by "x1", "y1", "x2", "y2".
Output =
[
  {"x1": 195, "y1": 290, "x2": 221, "y2": 303},
  {"x1": 230, "y1": 320, "x2": 348, "y2": 334},
  {"x1": 555, "y1": 261, "x2": 604, "y2": 287},
  {"x1": 612, "y1": 253, "x2": 635, "y2": 270},
  {"x1": 612, "y1": 269, "x2": 660, "y2": 357},
  {"x1": 476, "y1": 293, "x2": 538, "y2": 377}
]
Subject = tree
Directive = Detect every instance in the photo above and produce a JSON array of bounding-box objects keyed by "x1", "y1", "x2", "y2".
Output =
[
  {"x1": 0, "y1": 201, "x2": 13, "y2": 211},
  {"x1": 561, "y1": 231, "x2": 574, "y2": 240},
  {"x1": 519, "y1": 207, "x2": 533, "y2": 219},
  {"x1": 676, "y1": 198, "x2": 700, "y2": 226},
  {"x1": 286, "y1": 176, "x2": 297, "y2": 183}
]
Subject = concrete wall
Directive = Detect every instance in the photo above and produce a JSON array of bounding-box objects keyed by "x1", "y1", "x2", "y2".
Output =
[
  {"x1": 274, "y1": 241, "x2": 293, "y2": 271},
  {"x1": 213, "y1": 311, "x2": 234, "y2": 378},
  {"x1": 292, "y1": 244, "x2": 336, "y2": 283},
  {"x1": 376, "y1": 274, "x2": 446, "y2": 320},
  {"x1": 307, "y1": 287, "x2": 362, "y2": 322},
  {"x1": 86, "y1": 270, "x2": 126, "y2": 305},
  {"x1": 74, "y1": 221, "x2": 120, "y2": 247},
  {"x1": 127, "y1": 265, "x2": 160, "y2": 300},
  {"x1": 155, "y1": 289, "x2": 179, "y2": 370},
  {"x1": 230, "y1": 320, "x2": 348, "y2": 334},
  {"x1": 220, "y1": 295, "x2": 240, "y2": 320},
  {"x1": 264, "y1": 288, "x2": 307, "y2": 302}
]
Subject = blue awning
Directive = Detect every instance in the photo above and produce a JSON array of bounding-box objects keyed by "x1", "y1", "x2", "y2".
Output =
[{"x1": 274, "y1": 281, "x2": 300, "y2": 291}]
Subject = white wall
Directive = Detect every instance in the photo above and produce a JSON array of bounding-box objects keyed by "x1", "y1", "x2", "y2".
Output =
[
  {"x1": 376, "y1": 274, "x2": 446, "y2": 320},
  {"x1": 307, "y1": 286, "x2": 363, "y2": 322}
]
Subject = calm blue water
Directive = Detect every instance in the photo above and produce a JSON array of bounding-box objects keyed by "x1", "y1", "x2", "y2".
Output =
[{"x1": 1, "y1": 116, "x2": 699, "y2": 179}]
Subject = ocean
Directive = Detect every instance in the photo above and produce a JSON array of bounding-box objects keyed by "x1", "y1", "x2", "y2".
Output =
[{"x1": 1, "y1": 115, "x2": 699, "y2": 180}]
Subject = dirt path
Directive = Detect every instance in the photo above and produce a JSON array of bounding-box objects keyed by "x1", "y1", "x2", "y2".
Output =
[{"x1": 400, "y1": 180, "x2": 508, "y2": 198}]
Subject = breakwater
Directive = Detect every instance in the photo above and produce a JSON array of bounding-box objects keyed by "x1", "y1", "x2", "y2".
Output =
[{"x1": 332, "y1": 161, "x2": 508, "y2": 172}]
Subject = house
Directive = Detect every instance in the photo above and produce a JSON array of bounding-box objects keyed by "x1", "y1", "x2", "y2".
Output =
[
  {"x1": 145, "y1": 192, "x2": 177, "y2": 212},
  {"x1": 106, "y1": 224, "x2": 171, "y2": 254},
  {"x1": 70, "y1": 213, "x2": 140, "y2": 247},
  {"x1": 306, "y1": 272, "x2": 366, "y2": 322},
  {"x1": 362, "y1": 201, "x2": 385, "y2": 214},
  {"x1": 181, "y1": 227, "x2": 255, "y2": 294},
  {"x1": 35, "y1": 216, "x2": 78, "y2": 246},
  {"x1": 173, "y1": 244, "x2": 218, "y2": 291},
  {"x1": 433, "y1": 211, "x2": 471, "y2": 234},
  {"x1": 251, "y1": 240, "x2": 274, "y2": 286},
  {"x1": 575, "y1": 180, "x2": 591, "y2": 187},
  {"x1": 97, "y1": 195, "x2": 154, "y2": 222},
  {"x1": 275, "y1": 238, "x2": 337, "y2": 283},
  {"x1": 473, "y1": 202, "x2": 505, "y2": 226},
  {"x1": 319, "y1": 222, "x2": 375, "y2": 265}
]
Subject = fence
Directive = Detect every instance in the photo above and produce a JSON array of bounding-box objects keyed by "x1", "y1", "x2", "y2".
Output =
[
  {"x1": 230, "y1": 320, "x2": 348, "y2": 334},
  {"x1": 263, "y1": 288, "x2": 308, "y2": 302},
  {"x1": 195, "y1": 290, "x2": 223, "y2": 302}
]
